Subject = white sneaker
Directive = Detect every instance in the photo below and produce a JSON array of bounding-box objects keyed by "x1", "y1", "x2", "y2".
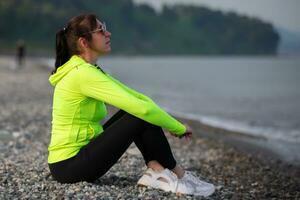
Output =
[
  {"x1": 137, "y1": 168, "x2": 195, "y2": 196},
  {"x1": 181, "y1": 171, "x2": 215, "y2": 197}
]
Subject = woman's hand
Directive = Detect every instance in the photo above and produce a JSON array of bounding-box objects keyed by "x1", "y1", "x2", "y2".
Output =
[{"x1": 169, "y1": 123, "x2": 193, "y2": 140}]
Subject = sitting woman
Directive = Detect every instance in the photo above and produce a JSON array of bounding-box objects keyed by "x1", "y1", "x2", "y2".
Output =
[{"x1": 47, "y1": 14, "x2": 215, "y2": 197}]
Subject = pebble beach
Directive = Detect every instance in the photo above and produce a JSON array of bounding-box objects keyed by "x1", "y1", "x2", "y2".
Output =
[{"x1": 0, "y1": 56, "x2": 299, "y2": 199}]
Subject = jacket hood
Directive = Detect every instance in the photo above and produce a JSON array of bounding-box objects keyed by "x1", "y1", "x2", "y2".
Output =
[{"x1": 49, "y1": 55, "x2": 85, "y2": 86}]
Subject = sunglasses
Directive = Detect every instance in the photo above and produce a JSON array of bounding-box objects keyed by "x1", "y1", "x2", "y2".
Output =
[{"x1": 88, "y1": 22, "x2": 107, "y2": 34}]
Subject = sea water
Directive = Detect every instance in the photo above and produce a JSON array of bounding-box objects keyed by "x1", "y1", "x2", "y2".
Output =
[{"x1": 100, "y1": 56, "x2": 300, "y2": 160}]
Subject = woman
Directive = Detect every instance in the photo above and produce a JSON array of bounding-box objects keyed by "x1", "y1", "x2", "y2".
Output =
[{"x1": 48, "y1": 14, "x2": 215, "y2": 197}]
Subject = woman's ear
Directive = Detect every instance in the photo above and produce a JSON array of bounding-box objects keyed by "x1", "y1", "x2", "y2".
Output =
[{"x1": 78, "y1": 37, "x2": 88, "y2": 51}]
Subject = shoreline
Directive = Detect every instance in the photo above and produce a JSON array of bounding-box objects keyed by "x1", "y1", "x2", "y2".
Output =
[
  {"x1": 166, "y1": 109, "x2": 300, "y2": 166},
  {"x1": 175, "y1": 114, "x2": 300, "y2": 170}
]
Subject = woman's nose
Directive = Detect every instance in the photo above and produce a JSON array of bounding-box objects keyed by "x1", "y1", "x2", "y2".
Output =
[{"x1": 105, "y1": 31, "x2": 111, "y2": 37}]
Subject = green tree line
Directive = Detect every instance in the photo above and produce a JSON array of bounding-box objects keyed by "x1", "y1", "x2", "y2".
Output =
[{"x1": 0, "y1": 0, "x2": 280, "y2": 55}]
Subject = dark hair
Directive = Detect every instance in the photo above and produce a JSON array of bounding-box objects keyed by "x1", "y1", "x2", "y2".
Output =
[{"x1": 53, "y1": 14, "x2": 99, "y2": 74}]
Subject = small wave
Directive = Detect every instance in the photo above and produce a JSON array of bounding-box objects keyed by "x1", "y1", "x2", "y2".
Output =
[{"x1": 163, "y1": 107, "x2": 300, "y2": 144}]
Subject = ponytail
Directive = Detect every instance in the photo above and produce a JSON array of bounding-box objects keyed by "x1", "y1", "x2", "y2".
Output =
[
  {"x1": 52, "y1": 14, "x2": 99, "y2": 74},
  {"x1": 53, "y1": 28, "x2": 70, "y2": 74}
]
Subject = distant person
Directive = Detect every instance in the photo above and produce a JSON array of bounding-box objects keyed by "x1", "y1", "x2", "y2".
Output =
[
  {"x1": 16, "y1": 39, "x2": 26, "y2": 68},
  {"x1": 47, "y1": 14, "x2": 215, "y2": 197}
]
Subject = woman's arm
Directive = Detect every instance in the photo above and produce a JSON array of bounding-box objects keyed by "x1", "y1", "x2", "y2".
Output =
[
  {"x1": 79, "y1": 66, "x2": 186, "y2": 135},
  {"x1": 105, "y1": 73, "x2": 153, "y2": 102},
  {"x1": 107, "y1": 73, "x2": 192, "y2": 138}
]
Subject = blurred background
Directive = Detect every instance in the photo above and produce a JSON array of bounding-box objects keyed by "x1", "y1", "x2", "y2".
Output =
[
  {"x1": 2, "y1": 0, "x2": 299, "y2": 55},
  {"x1": 0, "y1": 0, "x2": 299, "y2": 163}
]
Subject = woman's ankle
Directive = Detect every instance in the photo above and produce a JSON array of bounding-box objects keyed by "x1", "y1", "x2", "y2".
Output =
[
  {"x1": 171, "y1": 164, "x2": 185, "y2": 179},
  {"x1": 147, "y1": 160, "x2": 165, "y2": 172},
  {"x1": 146, "y1": 161, "x2": 185, "y2": 179}
]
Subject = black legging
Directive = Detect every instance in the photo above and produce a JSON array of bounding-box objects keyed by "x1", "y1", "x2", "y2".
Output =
[{"x1": 48, "y1": 109, "x2": 177, "y2": 183}]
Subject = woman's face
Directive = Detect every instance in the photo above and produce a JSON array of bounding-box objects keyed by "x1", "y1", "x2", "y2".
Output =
[{"x1": 89, "y1": 19, "x2": 111, "y2": 55}]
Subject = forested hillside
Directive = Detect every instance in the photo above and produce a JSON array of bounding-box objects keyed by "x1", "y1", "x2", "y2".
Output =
[{"x1": 0, "y1": 0, "x2": 280, "y2": 55}]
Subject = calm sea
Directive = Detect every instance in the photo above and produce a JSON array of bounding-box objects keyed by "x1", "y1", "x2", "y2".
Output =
[{"x1": 99, "y1": 56, "x2": 300, "y2": 146}]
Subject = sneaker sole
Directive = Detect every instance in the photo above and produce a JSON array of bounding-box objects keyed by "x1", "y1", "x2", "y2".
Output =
[
  {"x1": 194, "y1": 186, "x2": 215, "y2": 197},
  {"x1": 138, "y1": 183, "x2": 184, "y2": 197}
]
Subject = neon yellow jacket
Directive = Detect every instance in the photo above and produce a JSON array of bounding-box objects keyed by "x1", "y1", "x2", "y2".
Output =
[{"x1": 48, "y1": 55, "x2": 186, "y2": 164}]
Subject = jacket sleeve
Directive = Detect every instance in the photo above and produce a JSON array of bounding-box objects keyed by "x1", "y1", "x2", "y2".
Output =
[
  {"x1": 105, "y1": 73, "x2": 154, "y2": 103},
  {"x1": 79, "y1": 67, "x2": 186, "y2": 135}
]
